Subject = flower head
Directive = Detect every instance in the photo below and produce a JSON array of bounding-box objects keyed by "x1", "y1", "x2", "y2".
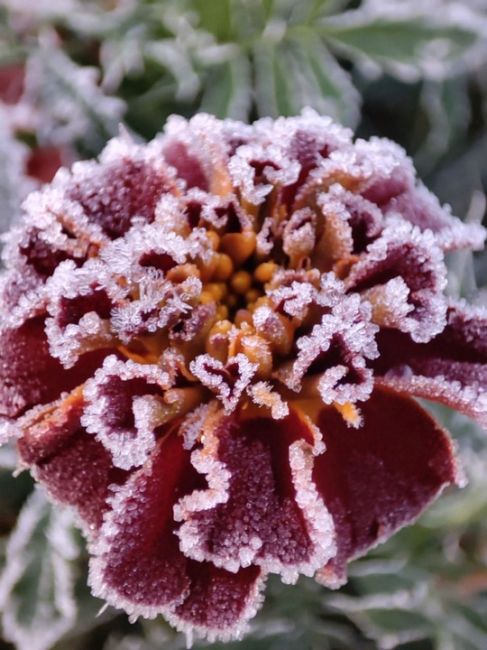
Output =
[{"x1": 1, "y1": 110, "x2": 486, "y2": 642}]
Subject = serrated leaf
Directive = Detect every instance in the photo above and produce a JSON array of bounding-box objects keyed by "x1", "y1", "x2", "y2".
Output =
[
  {"x1": 322, "y1": 9, "x2": 480, "y2": 81},
  {"x1": 0, "y1": 490, "x2": 78, "y2": 650},
  {"x1": 24, "y1": 41, "x2": 125, "y2": 152}
]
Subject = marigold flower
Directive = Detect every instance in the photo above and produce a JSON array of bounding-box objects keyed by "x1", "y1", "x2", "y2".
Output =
[{"x1": 0, "y1": 111, "x2": 486, "y2": 643}]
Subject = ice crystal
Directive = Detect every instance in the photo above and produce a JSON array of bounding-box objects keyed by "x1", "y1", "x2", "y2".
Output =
[{"x1": 0, "y1": 110, "x2": 485, "y2": 643}]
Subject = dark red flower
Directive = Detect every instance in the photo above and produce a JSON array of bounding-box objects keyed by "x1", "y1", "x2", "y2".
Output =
[{"x1": 1, "y1": 111, "x2": 485, "y2": 642}]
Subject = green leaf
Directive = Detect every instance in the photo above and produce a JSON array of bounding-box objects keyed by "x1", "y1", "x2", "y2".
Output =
[
  {"x1": 0, "y1": 491, "x2": 79, "y2": 650},
  {"x1": 200, "y1": 53, "x2": 252, "y2": 120},
  {"x1": 322, "y1": 10, "x2": 480, "y2": 80}
]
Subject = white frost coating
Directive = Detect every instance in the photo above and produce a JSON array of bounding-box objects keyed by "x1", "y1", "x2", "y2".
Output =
[
  {"x1": 228, "y1": 143, "x2": 300, "y2": 205},
  {"x1": 282, "y1": 208, "x2": 316, "y2": 263},
  {"x1": 82, "y1": 355, "x2": 171, "y2": 470},
  {"x1": 190, "y1": 353, "x2": 258, "y2": 414},
  {"x1": 88, "y1": 470, "x2": 187, "y2": 621},
  {"x1": 363, "y1": 276, "x2": 414, "y2": 327},
  {"x1": 100, "y1": 220, "x2": 208, "y2": 281},
  {"x1": 247, "y1": 382, "x2": 289, "y2": 420},
  {"x1": 163, "y1": 570, "x2": 267, "y2": 647},
  {"x1": 45, "y1": 259, "x2": 125, "y2": 368},
  {"x1": 0, "y1": 490, "x2": 78, "y2": 650},
  {"x1": 111, "y1": 272, "x2": 202, "y2": 343},
  {"x1": 278, "y1": 293, "x2": 378, "y2": 405},
  {"x1": 346, "y1": 219, "x2": 448, "y2": 343},
  {"x1": 176, "y1": 420, "x2": 336, "y2": 584},
  {"x1": 179, "y1": 402, "x2": 219, "y2": 450}
]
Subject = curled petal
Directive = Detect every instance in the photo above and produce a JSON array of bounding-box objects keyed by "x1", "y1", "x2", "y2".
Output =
[
  {"x1": 0, "y1": 318, "x2": 114, "y2": 419},
  {"x1": 385, "y1": 185, "x2": 486, "y2": 252},
  {"x1": 374, "y1": 301, "x2": 487, "y2": 427},
  {"x1": 17, "y1": 389, "x2": 128, "y2": 534},
  {"x1": 82, "y1": 356, "x2": 172, "y2": 470},
  {"x1": 346, "y1": 220, "x2": 447, "y2": 343},
  {"x1": 175, "y1": 409, "x2": 336, "y2": 584},
  {"x1": 313, "y1": 387, "x2": 460, "y2": 588},
  {"x1": 45, "y1": 259, "x2": 125, "y2": 368},
  {"x1": 57, "y1": 135, "x2": 178, "y2": 239},
  {"x1": 166, "y1": 562, "x2": 265, "y2": 644}
]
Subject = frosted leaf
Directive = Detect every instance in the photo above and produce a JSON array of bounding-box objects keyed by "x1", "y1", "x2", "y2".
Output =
[
  {"x1": 190, "y1": 353, "x2": 258, "y2": 414},
  {"x1": 0, "y1": 107, "x2": 35, "y2": 235},
  {"x1": 82, "y1": 355, "x2": 171, "y2": 470},
  {"x1": 0, "y1": 491, "x2": 78, "y2": 650},
  {"x1": 23, "y1": 43, "x2": 124, "y2": 148},
  {"x1": 45, "y1": 259, "x2": 124, "y2": 368}
]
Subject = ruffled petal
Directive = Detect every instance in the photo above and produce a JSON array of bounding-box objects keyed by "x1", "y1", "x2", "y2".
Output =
[
  {"x1": 312, "y1": 387, "x2": 460, "y2": 588},
  {"x1": 373, "y1": 302, "x2": 487, "y2": 427},
  {"x1": 175, "y1": 408, "x2": 336, "y2": 584},
  {"x1": 17, "y1": 389, "x2": 128, "y2": 533},
  {"x1": 166, "y1": 562, "x2": 264, "y2": 644},
  {"x1": 89, "y1": 432, "x2": 203, "y2": 617},
  {"x1": 0, "y1": 317, "x2": 114, "y2": 419}
]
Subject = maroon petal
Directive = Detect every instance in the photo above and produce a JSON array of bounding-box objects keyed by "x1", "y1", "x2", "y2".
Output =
[
  {"x1": 385, "y1": 186, "x2": 486, "y2": 252},
  {"x1": 0, "y1": 318, "x2": 114, "y2": 419},
  {"x1": 176, "y1": 409, "x2": 336, "y2": 583},
  {"x1": 167, "y1": 562, "x2": 264, "y2": 643},
  {"x1": 313, "y1": 387, "x2": 460, "y2": 587},
  {"x1": 17, "y1": 390, "x2": 128, "y2": 534},
  {"x1": 89, "y1": 432, "x2": 203, "y2": 617},
  {"x1": 373, "y1": 302, "x2": 487, "y2": 427}
]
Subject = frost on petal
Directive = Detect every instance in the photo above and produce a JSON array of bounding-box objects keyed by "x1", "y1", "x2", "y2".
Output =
[
  {"x1": 247, "y1": 382, "x2": 289, "y2": 420},
  {"x1": 0, "y1": 318, "x2": 113, "y2": 419},
  {"x1": 314, "y1": 184, "x2": 383, "y2": 268},
  {"x1": 89, "y1": 433, "x2": 203, "y2": 618},
  {"x1": 111, "y1": 273, "x2": 202, "y2": 343},
  {"x1": 385, "y1": 185, "x2": 486, "y2": 252},
  {"x1": 277, "y1": 294, "x2": 378, "y2": 405},
  {"x1": 58, "y1": 136, "x2": 177, "y2": 239},
  {"x1": 373, "y1": 302, "x2": 487, "y2": 428},
  {"x1": 346, "y1": 221, "x2": 447, "y2": 343},
  {"x1": 313, "y1": 387, "x2": 460, "y2": 588},
  {"x1": 17, "y1": 389, "x2": 128, "y2": 534},
  {"x1": 190, "y1": 354, "x2": 258, "y2": 414},
  {"x1": 45, "y1": 260, "x2": 124, "y2": 368},
  {"x1": 176, "y1": 410, "x2": 336, "y2": 584},
  {"x1": 166, "y1": 562, "x2": 265, "y2": 644},
  {"x1": 228, "y1": 143, "x2": 300, "y2": 206},
  {"x1": 82, "y1": 356, "x2": 171, "y2": 470}
]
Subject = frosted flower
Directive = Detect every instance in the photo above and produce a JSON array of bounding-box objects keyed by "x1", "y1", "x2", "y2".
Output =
[{"x1": 1, "y1": 110, "x2": 486, "y2": 643}]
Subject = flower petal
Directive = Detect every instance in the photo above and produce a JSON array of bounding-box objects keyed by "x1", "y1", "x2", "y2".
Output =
[
  {"x1": 312, "y1": 387, "x2": 460, "y2": 588},
  {"x1": 17, "y1": 389, "x2": 128, "y2": 533},
  {"x1": 0, "y1": 318, "x2": 114, "y2": 419},
  {"x1": 166, "y1": 562, "x2": 264, "y2": 644},
  {"x1": 373, "y1": 302, "x2": 487, "y2": 427},
  {"x1": 176, "y1": 409, "x2": 336, "y2": 584},
  {"x1": 89, "y1": 432, "x2": 203, "y2": 617}
]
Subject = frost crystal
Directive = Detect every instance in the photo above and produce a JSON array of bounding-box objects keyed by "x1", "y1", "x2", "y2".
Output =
[{"x1": 0, "y1": 110, "x2": 485, "y2": 643}]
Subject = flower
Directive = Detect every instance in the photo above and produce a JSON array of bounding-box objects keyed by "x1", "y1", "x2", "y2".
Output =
[{"x1": 0, "y1": 110, "x2": 486, "y2": 643}]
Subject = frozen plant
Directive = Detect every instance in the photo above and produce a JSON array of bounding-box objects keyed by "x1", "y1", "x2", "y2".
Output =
[{"x1": 0, "y1": 110, "x2": 485, "y2": 644}]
